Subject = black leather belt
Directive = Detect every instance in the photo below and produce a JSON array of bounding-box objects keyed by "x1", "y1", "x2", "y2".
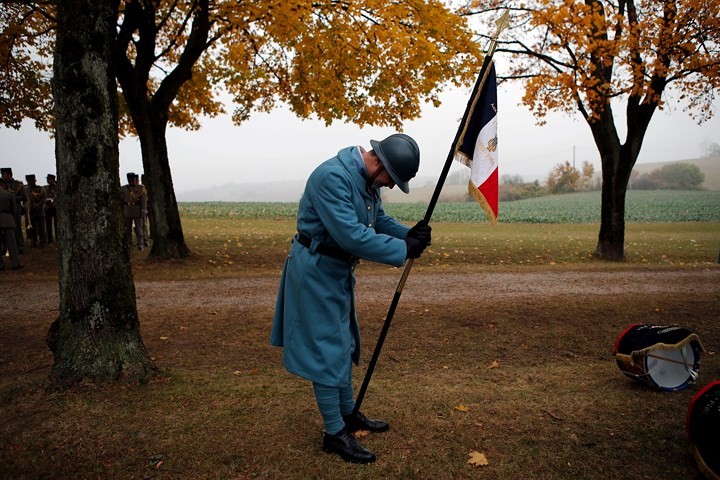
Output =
[{"x1": 296, "y1": 232, "x2": 357, "y2": 263}]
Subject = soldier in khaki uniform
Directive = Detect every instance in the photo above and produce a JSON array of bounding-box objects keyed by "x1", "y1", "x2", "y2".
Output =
[
  {"x1": 0, "y1": 182, "x2": 23, "y2": 270},
  {"x1": 25, "y1": 174, "x2": 48, "y2": 248},
  {"x1": 0, "y1": 167, "x2": 27, "y2": 253},
  {"x1": 44, "y1": 174, "x2": 58, "y2": 244},
  {"x1": 121, "y1": 172, "x2": 147, "y2": 250}
]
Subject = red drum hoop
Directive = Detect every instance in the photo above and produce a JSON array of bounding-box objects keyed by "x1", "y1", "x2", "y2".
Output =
[{"x1": 686, "y1": 381, "x2": 720, "y2": 480}]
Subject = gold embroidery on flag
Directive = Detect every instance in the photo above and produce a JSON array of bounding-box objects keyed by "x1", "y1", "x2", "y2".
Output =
[{"x1": 488, "y1": 136, "x2": 498, "y2": 153}]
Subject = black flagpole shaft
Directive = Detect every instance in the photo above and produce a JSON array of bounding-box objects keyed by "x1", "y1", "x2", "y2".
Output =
[
  {"x1": 352, "y1": 133, "x2": 465, "y2": 415},
  {"x1": 352, "y1": 258, "x2": 414, "y2": 415},
  {"x1": 353, "y1": 13, "x2": 509, "y2": 415}
]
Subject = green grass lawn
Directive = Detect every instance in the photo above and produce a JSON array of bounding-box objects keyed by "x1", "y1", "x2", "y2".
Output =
[{"x1": 173, "y1": 219, "x2": 719, "y2": 280}]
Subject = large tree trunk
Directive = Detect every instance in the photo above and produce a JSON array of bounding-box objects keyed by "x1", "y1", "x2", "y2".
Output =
[
  {"x1": 589, "y1": 104, "x2": 651, "y2": 261},
  {"x1": 595, "y1": 149, "x2": 632, "y2": 261},
  {"x1": 138, "y1": 113, "x2": 190, "y2": 259},
  {"x1": 114, "y1": 0, "x2": 210, "y2": 260},
  {"x1": 48, "y1": 0, "x2": 155, "y2": 386},
  {"x1": 118, "y1": 89, "x2": 190, "y2": 260}
]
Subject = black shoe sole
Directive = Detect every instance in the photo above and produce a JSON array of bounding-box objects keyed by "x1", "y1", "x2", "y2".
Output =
[{"x1": 322, "y1": 447, "x2": 376, "y2": 464}]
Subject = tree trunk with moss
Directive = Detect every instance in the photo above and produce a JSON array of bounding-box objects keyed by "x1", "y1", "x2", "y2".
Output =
[{"x1": 48, "y1": 0, "x2": 156, "y2": 385}]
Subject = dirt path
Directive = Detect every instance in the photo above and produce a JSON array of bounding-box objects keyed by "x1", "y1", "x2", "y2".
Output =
[
  {"x1": 3, "y1": 268, "x2": 718, "y2": 313},
  {"x1": 2, "y1": 266, "x2": 719, "y2": 480}
]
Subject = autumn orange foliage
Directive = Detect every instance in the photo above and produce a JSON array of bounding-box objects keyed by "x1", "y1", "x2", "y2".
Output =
[
  {"x1": 462, "y1": 0, "x2": 720, "y2": 260},
  {"x1": 2, "y1": 0, "x2": 485, "y2": 132},
  {"x1": 464, "y1": 0, "x2": 720, "y2": 123}
]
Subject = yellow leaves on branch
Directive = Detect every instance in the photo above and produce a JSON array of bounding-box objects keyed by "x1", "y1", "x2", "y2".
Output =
[
  {"x1": 503, "y1": 0, "x2": 720, "y2": 122},
  {"x1": 0, "y1": 4, "x2": 55, "y2": 130},
  {"x1": 2, "y1": 0, "x2": 484, "y2": 133},
  {"x1": 219, "y1": 0, "x2": 484, "y2": 129}
]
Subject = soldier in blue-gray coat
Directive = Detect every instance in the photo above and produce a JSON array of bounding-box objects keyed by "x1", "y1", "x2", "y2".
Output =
[{"x1": 271, "y1": 134, "x2": 432, "y2": 464}]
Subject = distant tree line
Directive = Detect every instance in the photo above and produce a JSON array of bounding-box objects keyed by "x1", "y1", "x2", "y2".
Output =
[
  {"x1": 703, "y1": 142, "x2": 720, "y2": 157},
  {"x1": 545, "y1": 161, "x2": 595, "y2": 194},
  {"x1": 480, "y1": 159, "x2": 705, "y2": 203},
  {"x1": 499, "y1": 175, "x2": 545, "y2": 201},
  {"x1": 499, "y1": 160, "x2": 596, "y2": 201},
  {"x1": 630, "y1": 163, "x2": 705, "y2": 190}
]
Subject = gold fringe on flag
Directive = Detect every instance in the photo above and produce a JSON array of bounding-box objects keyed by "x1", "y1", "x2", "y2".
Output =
[
  {"x1": 453, "y1": 151, "x2": 472, "y2": 170},
  {"x1": 468, "y1": 179, "x2": 497, "y2": 227}
]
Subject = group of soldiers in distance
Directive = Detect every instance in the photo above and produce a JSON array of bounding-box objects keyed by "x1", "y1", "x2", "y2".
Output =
[{"x1": 0, "y1": 168, "x2": 149, "y2": 271}]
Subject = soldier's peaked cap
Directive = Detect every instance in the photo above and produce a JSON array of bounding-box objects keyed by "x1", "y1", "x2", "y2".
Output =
[
  {"x1": 127, "y1": 172, "x2": 138, "y2": 179},
  {"x1": 47, "y1": 174, "x2": 56, "y2": 180},
  {"x1": 25, "y1": 174, "x2": 36, "y2": 181},
  {"x1": 1, "y1": 167, "x2": 12, "y2": 174}
]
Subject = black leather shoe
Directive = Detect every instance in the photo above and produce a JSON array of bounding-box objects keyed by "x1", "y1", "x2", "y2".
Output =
[
  {"x1": 322, "y1": 428, "x2": 376, "y2": 464},
  {"x1": 343, "y1": 411, "x2": 389, "y2": 433}
]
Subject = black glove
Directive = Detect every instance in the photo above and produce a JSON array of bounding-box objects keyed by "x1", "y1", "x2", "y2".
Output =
[
  {"x1": 405, "y1": 236, "x2": 426, "y2": 259},
  {"x1": 408, "y1": 220, "x2": 432, "y2": 246}
]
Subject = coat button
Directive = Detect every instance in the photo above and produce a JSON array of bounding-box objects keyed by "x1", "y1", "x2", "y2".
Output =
[
  {"x1": 367, "y1": 205, "x2": 371, "y2": 210},
  {"x1": 368, "y1": 223, "x2": 372, "y2": 227}
]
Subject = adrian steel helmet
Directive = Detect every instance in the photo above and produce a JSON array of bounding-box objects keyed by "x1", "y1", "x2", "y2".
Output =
[{"x1": 369, "y1": 134, "x2": 420, "y2": 193}]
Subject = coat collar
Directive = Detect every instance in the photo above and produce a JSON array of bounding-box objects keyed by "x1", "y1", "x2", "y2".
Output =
[{"x1": 337, "y1": 146, "x2": 379, "y2": 200}]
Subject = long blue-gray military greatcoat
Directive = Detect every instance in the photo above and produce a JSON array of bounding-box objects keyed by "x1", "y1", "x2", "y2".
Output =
[{"x1": 270, "y1": 146, "x2": 411, "y2": 387}]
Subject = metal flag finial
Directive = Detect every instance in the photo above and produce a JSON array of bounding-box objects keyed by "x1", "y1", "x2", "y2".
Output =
[{"x1": 496, "y1": 10, "x2": 511, "y2": 36}]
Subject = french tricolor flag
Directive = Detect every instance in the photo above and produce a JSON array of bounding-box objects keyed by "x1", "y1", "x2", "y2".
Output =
[{"x1": 453, "y1": 61, "x2": 498, "y2": 226}]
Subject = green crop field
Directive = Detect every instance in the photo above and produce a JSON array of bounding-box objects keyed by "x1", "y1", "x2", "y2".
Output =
[{"x1": 179, "y1": 190, "x2": 720, "y2": 223}]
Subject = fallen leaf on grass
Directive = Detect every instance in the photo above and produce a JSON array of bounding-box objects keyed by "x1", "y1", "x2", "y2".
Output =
[
  {"x1": 489, "y1": 360, "x2": 500, "y2": 369},
  {"x1": 467, "y1": 451, "x2": 489, "y2": 467},
  {"x1": 354, "y1": 430, "x2": 370, "y2": 438},
  {"x1": 455, "y1": 404, "x2": 470, "y2": 412}
]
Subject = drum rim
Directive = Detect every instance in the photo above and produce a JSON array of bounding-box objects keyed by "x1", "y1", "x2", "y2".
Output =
[{"x1": 642, "y1": 343, "x2": 700, "y2": 390}]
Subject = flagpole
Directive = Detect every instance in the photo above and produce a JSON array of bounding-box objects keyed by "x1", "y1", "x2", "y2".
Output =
[{"x1": 353, "y1": 11, "x2": 510, "y2": 416}]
